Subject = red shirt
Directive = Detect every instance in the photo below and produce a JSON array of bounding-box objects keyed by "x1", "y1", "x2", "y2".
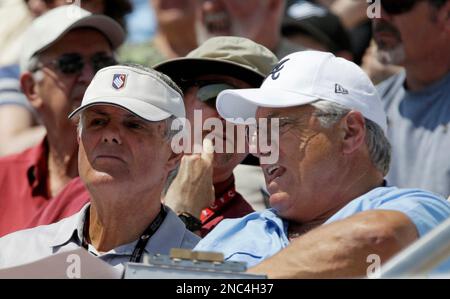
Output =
[
  {"x1": 200, "y1": 175, "x2": 254, "y2": 237},
  {"x1": 0, "y1": 139, "x2": 89, "y2": 237}
]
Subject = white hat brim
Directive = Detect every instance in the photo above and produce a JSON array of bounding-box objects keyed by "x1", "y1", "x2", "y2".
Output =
[
  {"x1": 216, "y1": 88, "x2": 318, "y2": 124},
  {"x1": 68, "y1": 96, "x2": 172, "y2": 122}
]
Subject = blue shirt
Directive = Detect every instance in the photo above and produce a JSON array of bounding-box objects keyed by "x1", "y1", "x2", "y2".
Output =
[
  {"x1": 0, "y1": 64, "x2": 29, "y2": 109},
  {"x1": 378, "y1": 70, "x2": 450, "y2": 197},
  {"x1": 194, "y1": 186, "x2": 450, "y2": 269}
]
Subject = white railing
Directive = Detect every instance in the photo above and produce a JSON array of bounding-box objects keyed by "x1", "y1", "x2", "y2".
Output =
[{"x1": 380, "y1": 217, "x2": 450, "y2": 278}]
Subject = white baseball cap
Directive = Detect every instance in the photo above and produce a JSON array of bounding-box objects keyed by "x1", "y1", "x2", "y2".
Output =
[
  {"x1": 216, "y1": 51, "x2": 387, "y2": 133},
  {"x1": 68, "y1": 65, "x2": 185, "y2": 121},
  {"x1": 20, "y1": 5, "x2": 125, "y2": 72}
]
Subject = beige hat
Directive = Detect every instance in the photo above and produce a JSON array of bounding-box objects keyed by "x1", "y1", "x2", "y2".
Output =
[
  {"x1": 69, "y1": 65, "x2": 185, "y2": 121},
  {"x1": 20, "y1": 5, "x2": 125, "y2": 72},
  {"x1": 153, "y1": 36, "x2": 279, "y2": 89}
]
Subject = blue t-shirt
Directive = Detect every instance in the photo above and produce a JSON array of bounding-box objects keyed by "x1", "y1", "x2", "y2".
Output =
[
  {"x1": 194, "y1": 186, "x2": 450, "y2": 270},
  {"x1": 378, "y1": 70, "x2": 450, "y2": 197},
  {"x1": 0, "y1": 64, "x2": 32, "y2": 111}
]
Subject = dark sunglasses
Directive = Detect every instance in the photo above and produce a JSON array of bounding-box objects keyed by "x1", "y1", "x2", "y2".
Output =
[
  {"x1": 377, "y1": 0, "x2": 426, "y2": 15},
  {"x1": 33, "y1": 52, "x2": 117, "y2": 75},
  {"x1": 178, "y1": 79, "x2": 236, "y2": 108}
]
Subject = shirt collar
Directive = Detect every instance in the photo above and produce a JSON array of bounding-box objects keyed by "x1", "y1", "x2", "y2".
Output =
[
  {"x1": 49, "y1": 203, "x2": 90, "y2": 248},
  {"x1": 100, "y1": 206, "x2": 187, "y2": 256},
  {"x1": 129, "y1": 207, "x2": 188, "y2": 255},
  {"x1": 213, "y1": 175, "x2": 235, "y2": 198},
  {"x1": 49, "y1": 204, "x2": 189, "y2": 256},
  {"x1": 403, "y1": 70, "x2": 450, "y2": 97}
]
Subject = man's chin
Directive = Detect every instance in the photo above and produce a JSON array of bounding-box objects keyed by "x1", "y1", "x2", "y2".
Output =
[
  {"x1": 85, "y1": 170, "x2": 127, "y2": 184},
  {"x1": 377, "y1": 46, "x2": 406, "y2": 66},
  {"x1": 269, "y1": 192, "x2": 291, "y2": 210}
]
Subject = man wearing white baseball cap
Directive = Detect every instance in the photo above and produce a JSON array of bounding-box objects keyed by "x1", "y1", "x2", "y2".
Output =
[
  {"x1": 0, "y1": 64, "x2": 200, "y2": 270},
  {"x1": 0, "y1": 5, "x2": 125, "y2": 237},
  {"x1": 194, "y1": 51, "x2": 450, "y2": 278}
]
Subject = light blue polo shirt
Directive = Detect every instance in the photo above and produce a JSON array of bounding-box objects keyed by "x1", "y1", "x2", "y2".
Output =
[
  {"x1": 0, "y1": 204, "x2": 200, "y2": 270},
  {"x1": 194, "y1": 186, "x2": 450, "y2": 270}
]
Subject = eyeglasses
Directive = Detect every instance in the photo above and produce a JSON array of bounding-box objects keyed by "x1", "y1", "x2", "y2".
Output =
[
  {"x1": 32, "y1": 53, "x2": 117, "y2": 75},
  {"x1": 246, "y1": 113, "x2": 346, "y2": 144},
  {"x1": 378, "y1": 0, "x2": 426, "y2": 15},
  {"x1": 179, "y1": 79, "x2": 236, "y2": 108}
]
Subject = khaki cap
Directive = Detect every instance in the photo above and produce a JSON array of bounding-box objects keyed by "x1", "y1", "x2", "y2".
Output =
[{"x1": 153, "y1": 36, "x2": 279, "y2": 89}]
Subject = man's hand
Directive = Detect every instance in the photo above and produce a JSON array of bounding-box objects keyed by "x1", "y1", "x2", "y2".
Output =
[{"x1": 164, "y1": 138, "x2": 215, "y2": 218}]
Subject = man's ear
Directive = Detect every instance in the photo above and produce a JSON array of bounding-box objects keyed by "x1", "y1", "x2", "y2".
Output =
[
  {"x1": 340, "y1": 111, "x2": 366, "y2": 155},
  {"x1": 167, "y1": 151, "x2": 183, "y2": 172},
  {"x1": 20, "y1": 72, "x2": 43, "y2": 110}
]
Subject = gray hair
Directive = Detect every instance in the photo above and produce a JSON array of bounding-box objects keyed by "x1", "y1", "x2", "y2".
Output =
[
  {"x1": 27, "y1": 55, "x2": 40, "y2": 72},
  {"x1": 310, "y1": 100, "x2": 391, "y2": 176},
  {"x1": 27, "y1": 54, "x2": 46, "y2": 82}
]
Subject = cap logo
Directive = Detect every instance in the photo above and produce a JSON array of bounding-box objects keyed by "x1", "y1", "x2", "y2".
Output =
[
  {"x1": 335, "y1": 83, "x2": 348, "y2": 94},
  {"x1": 112, "y1": 74, "x2": 127, "y2": 90},
  {"x1": 269, "y1": 58, "x2": 290, "y2": 80}
]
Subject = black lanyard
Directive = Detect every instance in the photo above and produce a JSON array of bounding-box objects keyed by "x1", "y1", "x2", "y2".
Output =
[
  {"x1": 129, "y1": 205, "x2": 167, "y2": 263},
  {"x1": 82, "y1": 205, "x2": 167, "y2": 263}
]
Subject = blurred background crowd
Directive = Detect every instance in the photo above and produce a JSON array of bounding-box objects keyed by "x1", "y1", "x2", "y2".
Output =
[{"x1": 0, "y1": 0, "x2": 404, "y2": 157}]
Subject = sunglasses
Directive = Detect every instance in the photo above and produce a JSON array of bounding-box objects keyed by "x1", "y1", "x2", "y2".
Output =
[
  {"x1": 179, "y1": 79, "x2": 236, "y2": 108},
  {"x1": 377, "y1": 0, "x2": 426, "y2": 15},
  {"x1": 33, "y1": 52, "x2": 117, "y2": 75}
]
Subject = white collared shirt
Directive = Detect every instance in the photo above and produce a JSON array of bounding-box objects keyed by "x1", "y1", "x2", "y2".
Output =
[{"x1": 0, "y1": 204, "x2": 200, "y2": 270}]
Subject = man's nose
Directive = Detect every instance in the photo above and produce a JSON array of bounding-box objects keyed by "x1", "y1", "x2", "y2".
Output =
[
  {"x1": 102, "y1": 125, "x2": 122, "y2": 145},
  {"x1": 76, "y1": 60, "x2": 96, "y2": 85}
]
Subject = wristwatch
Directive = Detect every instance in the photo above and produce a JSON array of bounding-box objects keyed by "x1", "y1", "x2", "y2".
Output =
[{"x1": 178, "y1": 212, "x2": 203, "y2": 232}]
